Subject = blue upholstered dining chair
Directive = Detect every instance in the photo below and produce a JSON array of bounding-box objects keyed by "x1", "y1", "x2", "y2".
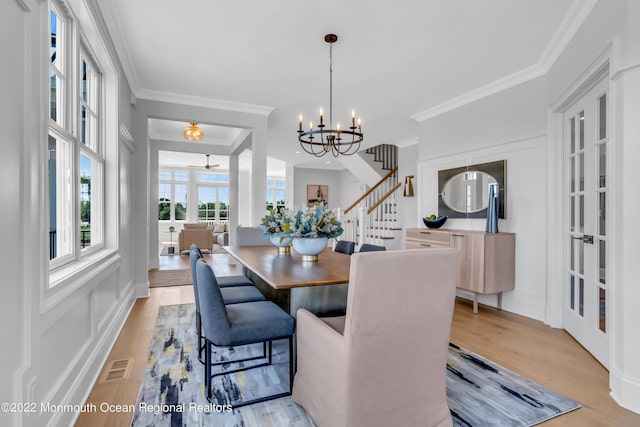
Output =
[
  {"x1": 196, "y1": 259, "x2": 295, "y2": 407},
  {"x1": 189, "y1": 245, "x2": 265, "y2": 364},
  {"x1": 359, "y1": 243, "x2": 386, "y2": 252},
  {"x1": 190, "y1": 243, "x2": 253, "y2": 287},
  {"x1": 334, "y1": 240, "x2": 356, "y2": 255}
]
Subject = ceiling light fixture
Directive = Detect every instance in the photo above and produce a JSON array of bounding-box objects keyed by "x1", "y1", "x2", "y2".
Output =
[
  {"x1": 297, "y1": 34, "x2": 363, "y2": 157},
  {"x1": 184, "y1": 122, "x2": 204, "y2": 141}
]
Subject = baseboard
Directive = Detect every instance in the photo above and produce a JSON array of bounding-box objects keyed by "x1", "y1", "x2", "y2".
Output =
[
  {"x1": 135, "y1": 280, "x2": 150, "y2": 298},
  {"x1": 610, "y1": 367, "x2": 640, "y2": 414},
  {"x1": 456, "y1": 289, "x2": 545, "y2": 322},
  {"x1": 43, "y1": 284, "x2": 137, "y2": 427}
]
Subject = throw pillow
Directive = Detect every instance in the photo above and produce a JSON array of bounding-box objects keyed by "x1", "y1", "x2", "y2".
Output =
[{"x1": 213, "y1": 224, "x2": 226, "y2": 233}]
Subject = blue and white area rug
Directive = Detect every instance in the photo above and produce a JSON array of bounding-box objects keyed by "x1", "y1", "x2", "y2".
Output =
[{"x1": 132, "y1": 304, "x2": 580, "y2": 427}]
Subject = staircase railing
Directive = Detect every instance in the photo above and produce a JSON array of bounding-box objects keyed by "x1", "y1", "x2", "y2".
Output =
[{"x1": 338, "y1": 166, "x2": 401, "y2": 247}]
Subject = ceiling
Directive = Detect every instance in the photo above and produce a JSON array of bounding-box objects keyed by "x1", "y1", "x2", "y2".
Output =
[
  {"x1": 98, "y1": 0, "x2": 582, "y2": 169},
  {"x1": 158, "y1": 150, "x2": 287, "y2": 176}
]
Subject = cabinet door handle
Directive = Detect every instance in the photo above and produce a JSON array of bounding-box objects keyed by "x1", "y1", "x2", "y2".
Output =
[
  {"x1": 451, "y1": 234, "x2": 465, "y2": 237},
  {"x1": 420, "y1": 243, "x2": 431, "y2": 247},
  {"x1": 420, "y1": 231, "x2": 431, "y2": 234}
]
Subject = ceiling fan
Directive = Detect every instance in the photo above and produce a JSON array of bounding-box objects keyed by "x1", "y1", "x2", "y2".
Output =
[{"x1": 188, "y1": 154, "x2": 219, "y2": 170}]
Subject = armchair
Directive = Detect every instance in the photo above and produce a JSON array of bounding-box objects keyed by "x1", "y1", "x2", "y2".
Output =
[
  {"x1": 292, "y1": 248, "x2": 458, "y2": 427},
  {"x1": 179, "y1": 223, "x2": 213, "y2": 253}
]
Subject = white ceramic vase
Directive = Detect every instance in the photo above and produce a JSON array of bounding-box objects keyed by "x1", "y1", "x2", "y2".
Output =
[
  {"x1": 270, "y1": 235, "x2": 293, "y2": 254},
  {"x1": 292, "y1": 237, "x2": 328, "y2": 262}
]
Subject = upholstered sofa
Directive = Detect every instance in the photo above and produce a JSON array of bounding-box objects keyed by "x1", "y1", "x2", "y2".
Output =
[{"x1": 210, "y1": 223, "x2": 229, "y2": 246}]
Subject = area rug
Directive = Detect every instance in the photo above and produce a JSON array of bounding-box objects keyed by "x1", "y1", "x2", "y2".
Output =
[
  {"x1": 132, "y1": 304, "x2": 580, "y2": 427},
  {"x1": 148, "y1": 269, "x2": 192, "y2": 287}
]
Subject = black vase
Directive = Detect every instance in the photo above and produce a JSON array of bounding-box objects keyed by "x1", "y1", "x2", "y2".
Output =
[{"x1": 486, "y1": 183, "x2": 498, "y2": 233}]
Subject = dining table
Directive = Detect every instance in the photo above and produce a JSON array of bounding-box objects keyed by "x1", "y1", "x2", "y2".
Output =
[{"x1": 224, "y1": 245, "x2": 351, "y2": 317}]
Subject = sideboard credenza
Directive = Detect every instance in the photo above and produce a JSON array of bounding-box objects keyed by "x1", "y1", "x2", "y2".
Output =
[{"x1": 405, "y1": 228, "x2": 515, "y2": 313}]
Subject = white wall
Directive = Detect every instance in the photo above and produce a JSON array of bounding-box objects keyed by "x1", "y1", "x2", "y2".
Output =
[
  {"x1": 398, "y1": 143, "x2": 419, "y2": 247},
  {"x1": 415, "y1": 76, "x2": 548, "y2": 320},
  {"x1": 292, "y1": 167, "x2": 344, "y2": 210},
  {"x1": 2, "y1": 1, "x2": 139, "y2": 427}
]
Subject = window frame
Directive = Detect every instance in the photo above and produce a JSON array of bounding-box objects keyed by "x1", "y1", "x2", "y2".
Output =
[
  {"x1": 197, "y1": 172, "x2": 230, "y2": 223},
  {"x1": 158, "y1": 169, "x2": 189, "y2": 222},
  {"x1": 266, "y1": 177, "x2": 286, "y2": 213},
  {"x1": 48, "y1": 0, "x2": 107, "y2": 273}
]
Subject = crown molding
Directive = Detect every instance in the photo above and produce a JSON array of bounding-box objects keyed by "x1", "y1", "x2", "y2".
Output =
[
  {"x1": 411, "y1": 0, "x2": 597, "y2": 123},
  {"x1": 137, "y1": 89, "x2": 275, "y2": 116},
  {"x1": 94, "y1": 0, "x2": 141, "y2": 93},
  {"x1": 394, "y1": 137, "x2": 419, "y2": 148},
  {"x1": 411, "y1": 64, "x2": 544, "y2": 122},
  {"x1": 119, "y1": 124, "x2": 135, "y2": 152},
  {"x1": 538, "y1": 0, "x2": 599, "y2": 72},
  {"x1": 14, "y1": 0, "x2": 29, "y2": 12}
]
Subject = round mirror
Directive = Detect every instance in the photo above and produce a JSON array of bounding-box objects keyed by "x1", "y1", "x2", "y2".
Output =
[{"x1": 441, "y1": 171, "x2": 498, "y2": 214}]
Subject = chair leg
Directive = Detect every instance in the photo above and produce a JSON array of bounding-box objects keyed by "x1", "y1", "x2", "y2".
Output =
[
  {"x1": 204, "y1": 338, "x2": 213, "y2": 401},
  {"x1": 289, "y1": 337, "x2": 294, "y2": 391},
  {"x1": 203, "y1": 338, "x2": 293, "y2": 408},
  {"x1": 197, "y1": 312, "x2": 205, "y2": 364}
]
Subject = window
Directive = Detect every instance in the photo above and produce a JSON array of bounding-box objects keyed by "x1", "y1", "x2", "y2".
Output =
[
  {"x1": 266, "y1": 178, "x2": 286, "y2": 212},
  {"x1": 49, "y1": 1, "x2": 105, "y2": 267},
  {"x1": 158, "y1": 170, "x2": 189, "y2": 221},
  {"x1": 197, "y1": 173, "x2": 230, "y2": 223}
]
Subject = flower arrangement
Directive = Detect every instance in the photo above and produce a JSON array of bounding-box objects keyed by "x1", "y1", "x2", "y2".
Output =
[
  {"x1": 259, "y1": 208, "x2": 295, "y2": 241},
  {"x1": 288, "y1": 205, "x2": 343, "y2": 239},
  {"x1": 259, "y1": 206, "x2": 343, "y2": 239}
]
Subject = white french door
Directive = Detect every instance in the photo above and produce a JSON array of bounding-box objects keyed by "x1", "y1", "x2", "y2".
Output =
[{"x1": 563, "y1": 77, "x2": 609, "y2": 368}]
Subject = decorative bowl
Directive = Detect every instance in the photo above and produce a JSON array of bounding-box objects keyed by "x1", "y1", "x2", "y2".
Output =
[
  {"x1": 423, "y1": 216, "x2": 448, "y2": 229},
  {"x1": 292, "y1": 237, "x2": 328, "y2": 262},
  {"x1": 270, "y1": 235, "x2": 293, "y2": 254}
]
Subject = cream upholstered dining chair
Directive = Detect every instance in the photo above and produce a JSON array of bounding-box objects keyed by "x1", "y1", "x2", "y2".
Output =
[{"x1": 292, "y1": 248, "x2": 458, "y2": 427}]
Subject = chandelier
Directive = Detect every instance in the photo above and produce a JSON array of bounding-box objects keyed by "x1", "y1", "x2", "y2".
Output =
[
  {"x1": 183, "y1": 122, "x2": 204, "y2": 141},
  {"x1": 297, "y1": 34, "x2": 363, "y2": 157}
]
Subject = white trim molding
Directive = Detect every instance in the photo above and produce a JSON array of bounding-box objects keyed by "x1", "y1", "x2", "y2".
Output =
[
  {"x1": 412, "y1": 0, "x2": 599, "y2": 123},
  {"x1": 137, "y1": 89, "x2": 275, "y2": 117}
]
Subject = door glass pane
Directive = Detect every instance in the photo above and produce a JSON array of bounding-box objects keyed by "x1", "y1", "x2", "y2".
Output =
[
  {"x1": 599, "y1": 288, "x2": 606, "y2": 332},
  {"x1": 599, "y1": 240, "x2": 606, "y2": 285},
  {"x1": 570, "y1": 196, "x2": 575, "y2": 232},
  {"x1": 599, "y1": 143, "x2": 606, "y2": 188},
  {"x1": 599, "y1": 94, "x2": 607, "y2": 140},
  {"x1": 578, "y1": 239, "x2": 584, "y2": 275},
  {"x1": 579, "y1": 195, "x2": 584, "y2": 233},
  {"x1": 579, "y1": 153, "x2": 584, "y2": 191},
  {"x1": 579, "y1": 111, "x2": 584, "y2": 150},
  {"x1": 570, "y1": 275, "x2": 575, "y2": 310},
  {"x1": 570, "y1": 237, "x2": 575, "y2": 271},
  {"x1": 570, "y1": 117, "x2": 575, "y2": 153},
  {"x1": 570, "y1": 157, "x2": 575, "y2": 193},
  {"x1": 599, "y1": 192, "x2": 606, "y2": 236},
  {"x1": 579, "y1": 278, "x2": 584, "y2": 317}
]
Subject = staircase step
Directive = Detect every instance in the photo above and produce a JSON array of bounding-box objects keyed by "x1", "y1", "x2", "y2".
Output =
[{"x1": 366, "y1": 235, "x2": 396, "y2": 240}]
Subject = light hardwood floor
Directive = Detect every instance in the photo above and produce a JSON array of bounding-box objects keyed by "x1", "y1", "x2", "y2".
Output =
[{"x1": 75, "y1": 253, "x2": 640, "y2": 426}]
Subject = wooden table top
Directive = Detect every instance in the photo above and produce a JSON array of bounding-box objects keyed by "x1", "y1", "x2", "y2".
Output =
[{"x1": 225, "y1": 245, "x2": 351, "y2": 289}]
